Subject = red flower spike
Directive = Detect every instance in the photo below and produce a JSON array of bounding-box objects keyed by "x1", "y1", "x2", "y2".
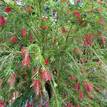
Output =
[
  {"x1": 66, "y1": 102, "x2": 74, "y2": 107},
  {"x1": 45, "y1": 101, "x2": 49, "y2": 107},
  {"x1": 79, "y1": 91, "x2": 84, "y2": 101},
  {"x1": 74, "y1": 82, "x2": 80, "y2": 91},
  {"x1": 73, "y1": 10, "x2": 81, "y2": 19},
  {"x1": 44, "y1": 58, "x2": 49, "y2": 65},
  {"x1": 10, "y1": 36, "x2": 17, "y2": 44},
  {"x1": 7, "y1": 73, "x2": 16, "y2": 87},
  {"x1": 21, "y1": 28, "x2": 27, "y2": 38},
  {"x1": 83, "y1": 81, "x2": 93, "y2": 93},
  {"x1": 0, "y1": 100, "x2": 5, "y2": 107},
  {"x1": 26, "y1": 103, "x2": 33, "y2": 107},
  {"x1": 22, "y1": 53, "x2": 30, "y2": 67},
  {"x1": 0, "y1": 16, "x2": 6, "y2": 26},
  {"x1": 33, "y1": 80, "x2": 41, "y2": 96},
  {"x1": 21, "y1": 47, "x2": 28, "y2": 57},
  {"x1": 5, "y1": 6, "x2": 12, "y2": 13},
  {"x1": 83, "y1": 34, "x2": 93, "y2": 47},
  {"x1": 41, "y1": 71, "x2": 52, "y2": 81},
  {"x1": 25, "y1": 100, "x2": 33, "y2": 107}
]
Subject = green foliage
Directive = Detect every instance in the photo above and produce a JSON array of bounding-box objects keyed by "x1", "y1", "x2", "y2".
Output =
[{"x1": 0, "y1": 0, "x2": 107, "y2": 107}]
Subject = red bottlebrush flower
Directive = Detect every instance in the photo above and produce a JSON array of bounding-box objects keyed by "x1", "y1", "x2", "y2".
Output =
[
  {"x1": 101, "y1": 36, "x2": 106, "y2": 45},
  {"x1": 66, "y1": 102, "x2": 74, "y2": 107},
  {"x1": 74, "y1": 82, "x2": 80, "y2": 91},
  {"x1": 0, "y1": 100, "x2": 5, "y2": 107},
  {"x1": 73, "y1": 10, "x2": 81, "y2": 18},
  {"x1": 45, "y1": 101, "x2": 49, "y2": 107},
  {"x1": 5, "y1": 6, "x2": 12, "y2": 13},
  {"x1": 33, "y1": 80, "x2": 41, "y2": 96},
  {"x1": 10, "y1": 36, "x2": 17, "y2": 44},
  {"x1": 25, "y1": 100, "x2": 33, "y2": 107},
  {"x1": 83, "y1": 81, "x2": 93, "y2": 93},
  {"x1": 7, "y1": 73, "x2": 16, "y2": 87},
  {"x1": 83, "y1": 34, "x2": 93, "y2": 47},
  {"x1": 40, "y1": 26, "x2": 48, "y2": 30},
  {"x1": 21, "y1": 28, "x2": 27, "y2": 38},
  {"x1": 0, "y1": 16, "x2": 6, "y2": 26},
  {"x1": 22, "y1": 53, "x2": 30, "y2": 67},
  {"x1": 79, "y1": 91, "x2": 84, "y2": 101},
  {"x1": 21, "y1": 47, "x2": 28, "y2": 57},
  {"x1": 44, "y1": 58, "x2": 49, "y2": 65},
  {"x1": 41, "y1": 71, "x2": 52, "y2": 81},
  {"x1": 26, "y1": 103, "x2": 33, "y2": 107}
]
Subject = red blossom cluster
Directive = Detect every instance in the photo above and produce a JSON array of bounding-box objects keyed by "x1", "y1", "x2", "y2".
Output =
[
  {"x1": 73, "y1": 10, "x2": 81, "y2": 19},
  {"x1": 32, "y1": 70, "x2": 52, "y2": 96},
  {"x1": 83, "y1": 34, "x2": 93, "y2": 47},
  {"x1": 10, "y1": 36, "x2": 17, "y2": 43},
  {"x1": 21, "y1": 47, "x2": 30, "y2": 67},
  {"x1": 0, "y1": 16, "x2": 6, "y2": 26},
  {"x1": 5, "y1": 6, "x2": 12, "y2": 13},
  {"x1": 21, "y1": 28, "x2": 27, "y2": 38},
  {"x1": 0, "y1": 100, "x2": 5, "y2": 107},
  {"x1": 33, "y1": 80, "x2": 41, "y2": 96}
]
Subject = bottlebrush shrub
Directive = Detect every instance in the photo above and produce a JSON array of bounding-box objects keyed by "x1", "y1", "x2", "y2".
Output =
[{"x1": 0, "y1": 0, "x2": 107, "y2": 107}]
